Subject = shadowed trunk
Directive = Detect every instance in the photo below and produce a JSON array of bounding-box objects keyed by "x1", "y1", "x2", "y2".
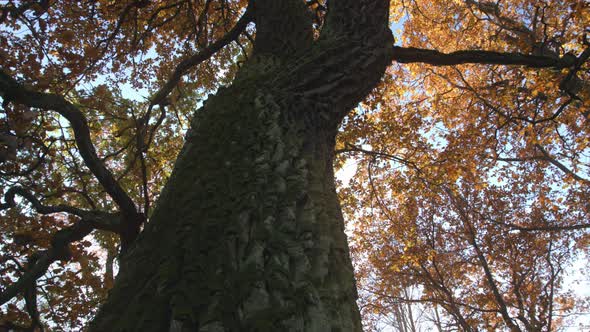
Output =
[{"x1": 89, "y1": 1, "x2": 393, "y2": 331}]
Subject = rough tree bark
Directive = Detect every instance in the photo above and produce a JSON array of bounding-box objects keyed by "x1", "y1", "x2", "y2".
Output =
[{"x1": 89, "y1": 1, "x2": 393, "y2": 331}]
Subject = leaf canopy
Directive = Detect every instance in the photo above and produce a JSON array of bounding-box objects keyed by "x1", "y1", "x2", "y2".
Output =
[{"x1": 0, "y1": 0, "x2": 588, "y2": 330}]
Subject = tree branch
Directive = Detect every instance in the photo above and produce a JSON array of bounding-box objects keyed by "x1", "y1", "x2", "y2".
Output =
[
  {"x1": 465, "y1": 0, "x2": 535, "y2": 45},
  {"x1": 336, "y1": 143, "x2": 417, "y2": 168},
  {"x1": 23, "y1": 254, "x2": 44, "y2": 332},
  {"x1": 445, "y1": 187, "x2": 521, "y2": 332},
  {"x1": 484, "y1": 213, "x2": 590, "y2": 232},
  {"x1": 559, "y1": 42, "x2": 590, "y2": 97},
  {"x1": 494, "y1": 146, "x2": 590, "y2": 185},
  {"x1": 149, "y1": 5, "x2": 253, "y2": 107},
  {"x1": 0, "y1": 219, "x2": 94, "y2": 306},
  {"x1": 1, "y1": 186, "x2": 123, "y2": 233},
  {"x1": 534, "y1": 144, "x2": 590, "y2": 185},
  {"x1": 0, "y1": 69, "x2": 141, "y2": 248},
  {"x1": 391, "y1": 46, "x2": 577, "y2": 68}
]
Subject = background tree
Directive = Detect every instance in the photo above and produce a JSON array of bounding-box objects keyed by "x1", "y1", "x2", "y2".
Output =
[{"x1": 0, "y1": 0, "x2": 588, "y2": 331}]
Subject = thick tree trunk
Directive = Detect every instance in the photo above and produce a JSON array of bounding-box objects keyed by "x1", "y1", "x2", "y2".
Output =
[{"x1": 90, "y1": 1, "x2": 393, "y2": 331}]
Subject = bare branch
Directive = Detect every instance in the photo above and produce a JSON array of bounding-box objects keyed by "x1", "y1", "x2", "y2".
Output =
[
  {"x1": 484, "y1": 214, "x2": 590, "y2": 232},
  {"x1": 336, "y1": 143, "x2": 417, "y2": 168},
  {"x1": 534, "y1": 144, "x2": 590, "y2": 185}
]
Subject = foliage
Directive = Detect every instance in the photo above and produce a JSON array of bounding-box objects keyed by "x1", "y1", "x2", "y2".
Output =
[
  {"x1": 0, "y1": 0, "x2": 588, "y2": 330},
  {"x1": 338, "y1": 0, "x2": 590, "y2": 330}
]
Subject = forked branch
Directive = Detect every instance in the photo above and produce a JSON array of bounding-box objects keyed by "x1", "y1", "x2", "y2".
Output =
[{"x1": 0, "y1": 69, "x2": 141, "y2": 247}]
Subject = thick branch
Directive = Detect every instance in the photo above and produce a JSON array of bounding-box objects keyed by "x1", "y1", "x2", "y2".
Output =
[
  {"x1": 0, "y1": 220, "x2": 94, "y2": 306},
  {"x1": 469, "y1": 230, "x2": 521, "y2": 332},
  {"x1": 1, "y1": 186, "x2": 123, "y2": 233},
  {"x1": 392, "y1": 46, "x2": 577, "y2": 68},
  {"x1": 23, "y1": 255, "x2": 44, "y2": 332},
  {"x1": 0, "y1": 69, "x2": 141, "y2": 247},
  {"x1": 534, "y1": 144, "x2": 590, "y2": 184},
  {"x1": 560, "y1": 45, "x2": 590, "y2": 97},
  {"x1": 486, "y1": 216, "x2": 590, "y2": 232}
]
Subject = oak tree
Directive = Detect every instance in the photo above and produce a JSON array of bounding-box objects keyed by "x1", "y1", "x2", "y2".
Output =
[{"x1": 0, "y1": 0, "x2": 588, "y2": 331}]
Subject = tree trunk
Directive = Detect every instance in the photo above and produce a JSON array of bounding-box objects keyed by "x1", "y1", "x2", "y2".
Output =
[{"x1": 89, "y1": 1, "x2": 393, "y2": 331}]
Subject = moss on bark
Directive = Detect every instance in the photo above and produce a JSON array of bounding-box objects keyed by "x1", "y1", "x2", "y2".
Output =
[
  {"x1": 90, "y1": 76, "x2": 361, "y2": 331},
  {"x1": 89, "y1": 1, "x2": 393, "y2": 330}
]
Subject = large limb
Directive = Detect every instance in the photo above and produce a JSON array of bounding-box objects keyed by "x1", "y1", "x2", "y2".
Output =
[
  {"x1": 446, "y1": 187, "x2": 521, "y2": 331},
  {"x1": 0, "y1": 69, "x2": 141, "y2": 249},
  {"x1": 21, "y1": 252, "x2": 45, "y2": 331},
  {"x1": 391, "y1": 46, "x2": 578, "y2": 68},
  {"x1": 390, "y1": 44, "x2": 589, "y2": 104}
]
